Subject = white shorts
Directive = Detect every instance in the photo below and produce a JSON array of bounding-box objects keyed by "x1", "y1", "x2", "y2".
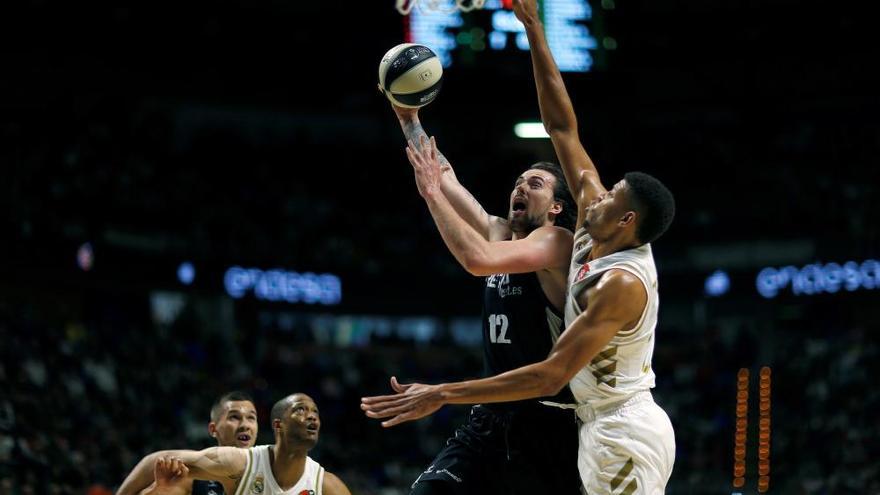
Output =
[{"x1": 577, "y1": 391, "x2": 676, "y2": 495}]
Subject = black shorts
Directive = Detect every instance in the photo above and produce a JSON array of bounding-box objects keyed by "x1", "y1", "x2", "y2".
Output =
[
  {"x1": 411, "y1": 403, "x2": 582, "y2": 495},
  {"x1": 192, "y1": 480, "x2": 226, "y2": 495}
]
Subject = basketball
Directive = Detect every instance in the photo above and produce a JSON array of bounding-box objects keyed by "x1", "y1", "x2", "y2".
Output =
[{"x1": 378, "y1": 43, "x2": 443, "y2": 109}]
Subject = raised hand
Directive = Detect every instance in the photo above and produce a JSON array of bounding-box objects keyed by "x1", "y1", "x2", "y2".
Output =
[
  {"x1": 361, "y1": 376, "x2": 445, "y2": 428},
  {"x1": 152, "y1": 456, "x2": 190, "y2": 495},
  {"x1": 406, "y1": 135, "x2": 444, "y2": 199},
  {"x1": 512, "y1": 0, "x2": 540, "y2": 25}
]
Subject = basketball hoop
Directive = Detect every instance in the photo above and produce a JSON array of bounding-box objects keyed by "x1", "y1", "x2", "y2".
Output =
[{"x1": 395, "y1": 0, "x2": 487, "y2": 15}]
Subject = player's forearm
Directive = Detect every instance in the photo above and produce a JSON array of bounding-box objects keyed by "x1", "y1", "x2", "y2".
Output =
[
  {"x1": 118, "y1": 453, "x2": 159, "y2": 495},
  {"x1": 524, "y1": 18, "x2": 603, "y2": 198},
  {"x1": 399, "y1": 116, "x2": 493, "y2": 235},
  {"x1": 423, "y1": 190, "x2": 492, "y2": 275},
  {"x1": 398, "y1": 114, "x2": 451, "y2": 167},
  {"x1": 439, "y1": 172, "x2": 497, "y2": 239},
  {"x1": 439, "y1": 361, "x2": 566, "y2": 405},
  {"x1": 523, "y1": 20, "x2": 578, "y2": 136}
]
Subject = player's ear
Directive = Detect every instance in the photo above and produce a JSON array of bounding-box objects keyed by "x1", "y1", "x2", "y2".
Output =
[
  {"x1": 549, "y1": 200, "x2": 563, "y2": 216},
  {"x1": 208, "y1": 422, "x2": 218, "y2": 437},
  {"x1": 619, "y1": 210, "x2": 636, "y2": 227}
]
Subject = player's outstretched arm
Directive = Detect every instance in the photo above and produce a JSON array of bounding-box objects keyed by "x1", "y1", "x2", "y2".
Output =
[
  {"x1": 361, "y1": 269, "x2": 646, "y2": 426},
  {"x1": 392, "y1": 104, "x2": 511, "y2": 241},
  {"x1": 322, "y1": 472, "x2": 353, "y2": 495},
  {"x1": 407, "y1": 136, "x2": 571, "y2": 275},
  {"x1": 118, "y1": 447, "x2": 247, "y2": 495},
  {"x1": 513, "y1": 0, "x2": 606, "y2": 220}
]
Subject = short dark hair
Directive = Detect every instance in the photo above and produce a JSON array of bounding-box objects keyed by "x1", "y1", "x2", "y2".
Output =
[
  {"x1": 210, "y1": 391, "x2": 254, "y2": 422},
  {"x1": 529, "y1": 161, "x2": 576, "y2": 232},
  {"x1": 270, "y1": 395, "x2": 296, "y2": 425},
  {"x1": 624, "y1": 171, "x2": 675, "y2": 244}
]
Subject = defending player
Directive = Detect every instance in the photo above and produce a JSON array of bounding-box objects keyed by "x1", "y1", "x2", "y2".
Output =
[
  {"x1": 118, "y1": 393, "x2": 351, "y2": 495},
  {"x1": 137, "y1": 391, "x2": 259, "y2": 495},
  {"x1": 387, "y1": 104, "x2": 582, "y2": 495},
  {"x1": 363, "y1": 1, "x2": 677, "y2": 490},
  {"x1": 141, "y1": 391, "x2": 259, "y2": 495}
]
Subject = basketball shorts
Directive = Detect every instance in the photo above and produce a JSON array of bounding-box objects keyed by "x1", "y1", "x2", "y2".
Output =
[
  {"x1": 576, "y1": 391, "x2": 676, "y2": 495},
  {"x1": 411, "y1": 403, "x2": 582, "y2": 495}
]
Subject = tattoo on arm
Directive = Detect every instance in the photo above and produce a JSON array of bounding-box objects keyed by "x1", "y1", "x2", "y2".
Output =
[{"x1": 402, "y1": 120, "x2": 450, "y2": 167}]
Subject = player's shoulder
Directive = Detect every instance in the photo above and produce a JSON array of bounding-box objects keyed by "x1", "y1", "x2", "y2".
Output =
[
  {"x1": 321, "y1": 471, "x2": 352, "y2": 495},
  {"x1": 595, "y1": 269, "x2": 646, "y2": 297},
  {"x1": 527, "y1": 225, "x2": 574, "y2": 243}
]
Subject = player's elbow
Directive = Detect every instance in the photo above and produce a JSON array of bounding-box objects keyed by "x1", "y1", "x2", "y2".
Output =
[
  {"x1": 464, "y1": 263, "x2": 494, "y2": 277},
  {"x1": 544, "y1": 108, "x2": 577, "y2": 135},
  {"x1": 544, "y1": 120, "x2": 571, "y2": 135},
  {"x1": 539, "y1": 375, "x2": 568, "y2": 397},
  {"x1": 537, "y1": 364, "x2": 570, "y2": 397},
  {"x1": 546, "y1": 122, "x2": 578, "y2": 141},
  {"x1": 461, "y1": 251, "x2": 494, "y2": 276}
]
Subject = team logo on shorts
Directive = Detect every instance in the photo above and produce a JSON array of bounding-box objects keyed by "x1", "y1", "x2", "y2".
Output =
[
  {"x1": 575, "y1": 263, "x2": 591, "y2": 282},
  {"x1": 250, "y1": 475, "x2": 264, "y2": 494}
]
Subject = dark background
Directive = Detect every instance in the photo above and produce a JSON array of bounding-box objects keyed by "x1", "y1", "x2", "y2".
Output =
[{"x1": 1, "y1": 0, "x2": 878, "y2": 493}]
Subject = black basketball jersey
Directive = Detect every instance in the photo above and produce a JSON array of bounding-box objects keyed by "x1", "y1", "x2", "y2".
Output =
[
  {"x1": 481, "y1": 272, "x2": 575, "y2": 408},
  {"x1": 192, "y1": 480, "x2": 225, "y2": 495}
]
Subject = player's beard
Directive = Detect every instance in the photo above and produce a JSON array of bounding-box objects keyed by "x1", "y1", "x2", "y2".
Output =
[{"x1": 508, "y1": 210, "x2": 543, "y2": 235}]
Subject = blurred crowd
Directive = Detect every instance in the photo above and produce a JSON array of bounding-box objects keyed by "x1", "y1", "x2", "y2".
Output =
[{"x1": 1, "y1": 290, "x2": 878, "y2": 494}]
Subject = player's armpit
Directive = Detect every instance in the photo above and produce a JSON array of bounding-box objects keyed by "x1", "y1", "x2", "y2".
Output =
[
  {"x1": 486, "y1": 214, "x2": 512, "y2": 242},
  {"x1": 322, "y1": 472, "x2": 353, "y2": 495}
]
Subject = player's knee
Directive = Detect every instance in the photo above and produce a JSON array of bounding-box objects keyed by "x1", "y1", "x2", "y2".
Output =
[{"x1": 410, "y1": 480, "x2": 457, "y2": 495}]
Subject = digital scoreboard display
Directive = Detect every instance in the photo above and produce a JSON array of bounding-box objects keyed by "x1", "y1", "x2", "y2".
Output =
[{"x1": 405, "y1": 0, "x2": 598, "y2": 72}]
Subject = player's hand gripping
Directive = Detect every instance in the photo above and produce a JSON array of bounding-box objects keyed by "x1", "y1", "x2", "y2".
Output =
[
  {"x1": 406, "y1": 135, "x2": 444, "y2": 199},
  {"x1": 512, "y1": 0, "x2": 540, "y2": 26},
  {"x1": 361, "y1": 376, "x2": 445, "y2": 427},
  {"x1": 151, "y1": 456, "x2": 190, "y2": 495}
]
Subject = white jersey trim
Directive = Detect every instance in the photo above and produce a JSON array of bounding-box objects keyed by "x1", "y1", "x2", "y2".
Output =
[{"x1": 233, "y1": 448, "x2": 255, "y2": 495}]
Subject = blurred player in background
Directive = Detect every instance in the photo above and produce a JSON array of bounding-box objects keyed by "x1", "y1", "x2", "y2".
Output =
[
  {"x1": 119, "y1": 393, "x2": 351, "y2": 495},
  {"x1": 385, "y1": 104, "x2": 582, "y2": 495}
]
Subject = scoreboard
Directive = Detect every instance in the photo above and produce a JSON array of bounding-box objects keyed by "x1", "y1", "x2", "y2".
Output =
[{"x1": 405, "y1": 0, "x2": 599, "y2": 72}]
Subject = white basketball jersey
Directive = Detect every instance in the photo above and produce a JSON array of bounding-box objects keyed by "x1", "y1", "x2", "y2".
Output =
[
  {"x1": 234, "y1": 445, "x2": 325, "y2": 495},
  {"x1": 564, "y1": 227, "x2": 659, "y2": 405}
]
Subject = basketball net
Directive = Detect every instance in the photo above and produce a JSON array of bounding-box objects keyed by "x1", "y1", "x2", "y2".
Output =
[{"x1": 395, "y1": 0, "x2": 487, "y2": 15}]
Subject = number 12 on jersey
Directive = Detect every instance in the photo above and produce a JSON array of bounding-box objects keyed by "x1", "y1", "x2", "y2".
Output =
[{"x1": 488, "y1": 314, "x2": 511, "y2": 344}]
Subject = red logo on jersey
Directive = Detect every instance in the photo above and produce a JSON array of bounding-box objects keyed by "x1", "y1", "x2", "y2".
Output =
[{"x1": 575, "y1": 263, "x2": 591, "y2": 282}]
